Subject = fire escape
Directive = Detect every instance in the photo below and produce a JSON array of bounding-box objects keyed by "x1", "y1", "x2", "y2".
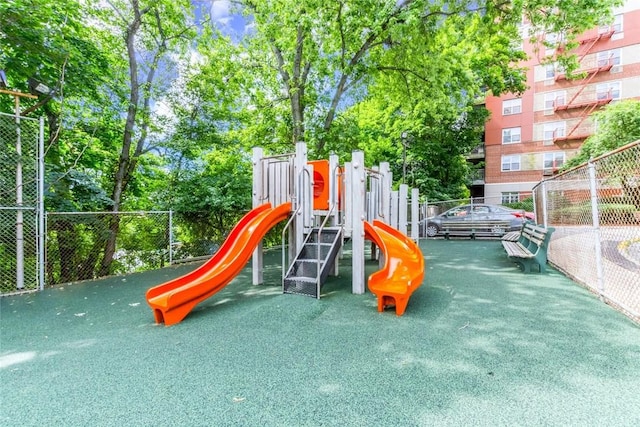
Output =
[{"x1": 552, "y1": 30, "x2": 615, "y2": 148}]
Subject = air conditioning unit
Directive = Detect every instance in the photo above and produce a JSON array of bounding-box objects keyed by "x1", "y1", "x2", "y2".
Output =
[{"x1": 543, "y1": 168, "x2": 555, "y2": 176}]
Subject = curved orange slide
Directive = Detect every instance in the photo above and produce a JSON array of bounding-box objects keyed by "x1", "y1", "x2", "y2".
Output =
[
  {"x1": 364, "y1": 220, "x2": 425, "y2": 315},
  {"x1": 146, "y1": 202, "x2": 291, "y2": 326}
]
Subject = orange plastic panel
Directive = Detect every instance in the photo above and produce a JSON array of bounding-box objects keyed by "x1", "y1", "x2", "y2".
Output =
[
  {"x1": 146, "y1": 202, "x2": 291, "y2": 326},
  {"x1": 364, "y1": 220, "x2": 425, "y2": 315},
  {"x1": 309, "y1": 160, "x2": 329, "y2": 211}
]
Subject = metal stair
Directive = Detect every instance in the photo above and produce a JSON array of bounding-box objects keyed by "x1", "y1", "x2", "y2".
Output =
[{"x1": 283, "y1": 227, "x2": 342, "y2": 298}]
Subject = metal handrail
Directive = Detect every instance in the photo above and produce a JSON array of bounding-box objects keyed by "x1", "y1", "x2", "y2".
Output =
[
  {"x1": 281, "y1": 167, "x2": 312, "y2": 289},
  {"x1": 281, "y1": 202, "x2": 302, "y2": 291},
  {"x1": 314, "y1": 196, "x2": 338, "y2": 299}
]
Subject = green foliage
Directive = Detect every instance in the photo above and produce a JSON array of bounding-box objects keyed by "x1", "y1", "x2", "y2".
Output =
[
  {"x1": 168, "y1": 147, "x2": 253, "y2": 251},
  {"x1": 0, "y1": 0, "x2": 111, "y2": 109},
  {"x1": 550, "y1": 202, "x2": 637, "y2": 225},
  {"x1": 1, "y1": 0, "x2": 623, "y2": 280},
  {"x1": 564, "y1": 100, "x2": 640, "y2": 168},
  {"x1": 503, "y1": 197, "x2": 534, "y2": 213},
  {"x1": 519, "y1": 0, "x2": 623, "y2": 76}
]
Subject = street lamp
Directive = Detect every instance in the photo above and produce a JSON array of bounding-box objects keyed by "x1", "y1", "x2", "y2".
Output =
[{"x1": 28, "y1": 77, "x2": 52, "y2": 96}]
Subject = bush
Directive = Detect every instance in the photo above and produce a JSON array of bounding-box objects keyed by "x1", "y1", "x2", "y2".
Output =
[
  {"x1": 503, "y1": 197, "x2": 534, "y2": 212},
  {"x1": 549, "y1": 202, "x2": 637, "y2": 225}
]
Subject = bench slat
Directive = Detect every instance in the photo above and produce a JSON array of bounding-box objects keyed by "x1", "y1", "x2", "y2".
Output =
[
  {"x1": 441, "y1": 220, "x2": 512, "y2": 239},
  {"x1": 501, "y1": 224, "x2": 555, "y2": 273}
]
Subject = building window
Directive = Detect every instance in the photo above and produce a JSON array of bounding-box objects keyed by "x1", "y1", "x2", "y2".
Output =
[
  {"x1": 543, "y1": 121, "x2": 566, "y2": 141},
  {"x1": 597, "y1": 49, "x2": 621, "y2": 67},
  {"x1": 599, "y1": 14, "x2": 623, "y2": 34},
  {"x1": 543, "y1": 152, "x2": 565, "y2": 170},
  {"x1": 501, "y1": 155, "x2": 521, "y2": 171},
  {"x1": 502, "y1": 192, "x2": 520, "y2": 204},
  {"x1": 596, "y1": 81, "x2": 621, "y2": 100},
  {"x1": 544, "y1": 91, "x2": 566, "y2": 109},
  {"x1": 545, "y1": 64, "x2": 555, "y2": 79},
  {"x1": 502, "y1": 127, "x2": 521, "y2": 144},
  {"x1": 503, "y1": 98, "x2": 522, "y2": 115},
  {"x1": 544, "y1": 32, "x2": 560, "y2": 56}
]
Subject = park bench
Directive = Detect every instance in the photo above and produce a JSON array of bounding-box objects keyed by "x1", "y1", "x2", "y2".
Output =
[
  {"x1": 501, "y1": 222, "x2": 529, "y2": 242},
  {"x1": 501, "y1": 224, "x2": 555, "y2": 273},
  {"x1": 441, "y1": 219, "x2": 512, "y2": 239}
]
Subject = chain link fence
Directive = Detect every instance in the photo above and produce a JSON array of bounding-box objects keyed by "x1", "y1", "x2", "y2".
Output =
[
  {"x1": 0, "y1": 112, "x2": 43, "y2": 294},
  {"x1": 43, "y1": 211, "x2": 225, "y2": 287},
  {"x1": 45, "y1": 212, "x2": 172, "y2": 286},
  {"x1": 534, "y1": 140, "x2": 640, "y2": 322}
]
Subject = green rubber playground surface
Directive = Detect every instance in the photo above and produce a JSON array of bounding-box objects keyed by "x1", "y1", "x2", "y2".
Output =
[{"x1": 2, "y1": 239, "x2": 640, "y2": 426}]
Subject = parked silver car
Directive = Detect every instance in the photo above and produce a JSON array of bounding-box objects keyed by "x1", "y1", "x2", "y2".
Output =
[{"x1": 422, "y1": 204, "x2": 534, "y2": 237}]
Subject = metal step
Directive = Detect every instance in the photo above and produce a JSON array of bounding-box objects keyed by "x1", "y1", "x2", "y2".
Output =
[
  {"x1": 283, "y1": 277, "x2": 318, "y2": 297},
  {"x1": 296, "y1": 242, "x2": 334, "y2": 260},
  {"x1": 283, "y1": 227, "x2": 342, "y2": 298}
]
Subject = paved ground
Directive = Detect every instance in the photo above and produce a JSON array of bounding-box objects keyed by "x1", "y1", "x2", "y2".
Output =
[{"x1": 2, "y1": 239, "x2": 640, "y2": 426}]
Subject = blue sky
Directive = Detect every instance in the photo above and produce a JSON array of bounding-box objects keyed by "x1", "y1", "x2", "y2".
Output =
[{"x1": 197, "y1": 0, "x2": 251, "y2": 40}]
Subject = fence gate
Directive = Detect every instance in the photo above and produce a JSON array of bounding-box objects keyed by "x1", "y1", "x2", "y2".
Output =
[{"x1": 0, "y1": 112, "x2": 44, "y2": 295}]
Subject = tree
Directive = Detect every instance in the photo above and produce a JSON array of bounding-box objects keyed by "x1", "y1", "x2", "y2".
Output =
[
  {"x1": 564, "y1": 99, "x2": 640, "y2": 210},
  {"x1": 94, "y1": 0, "x2": 196, "y2": 275},
  {"x1": 214, "y1": 0, "x2": 620, "y2": 156},
  {"x1": 564, "y1": 100, "x2": 640, "y2": 168}
]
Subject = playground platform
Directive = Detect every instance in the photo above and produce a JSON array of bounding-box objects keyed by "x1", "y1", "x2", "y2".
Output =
[{"x1": 2, "y1": 239, "x2": 640, "y2": 426}]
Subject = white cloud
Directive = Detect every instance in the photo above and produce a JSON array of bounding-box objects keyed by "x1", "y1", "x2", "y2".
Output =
[
  {"x1": 244, "y1": 21, "x2": 256, "y2": 33},
  {"x1": 210, "y1": 0, "x2": 231, "y2": 20}
]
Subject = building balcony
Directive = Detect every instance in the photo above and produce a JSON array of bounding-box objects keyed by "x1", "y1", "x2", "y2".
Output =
[
  {"x1": 578, "y1": 30, "x2": 615, "y2": 45},
  {"x1": 553, "y1": 134, "x2": 589, "y2": 149},
  {"x1": 466, "y1": 145, "x2": 485, "y2": 160},
  {"x1": 554, "y1": 96, "x2": 612, "y2": 112},
  {"x1": 554, "y1": 63, "x2": 613, "y2": 82},
  {"x1": 468, "y1": 168, "x2": 485, "y2": 186}
]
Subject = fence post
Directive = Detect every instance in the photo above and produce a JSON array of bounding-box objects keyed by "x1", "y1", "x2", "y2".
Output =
[
  {"x1": 588, "y1": 161, "x2": 605, "y2": 297},
  {"x1": 168, "y1": 210, "x2": 173, "y2": 266},
  {"x1": 16, "y1": 106, "x2": 24, "y2": 290},
  {"x1": 541, "y1": 181, "x2": 547, "y2": 227},
  {"x1": 38, "y1": 117, "x2": 45, "y2": 290}
]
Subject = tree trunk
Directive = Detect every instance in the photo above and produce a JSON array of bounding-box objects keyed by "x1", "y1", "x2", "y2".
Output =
[{"x1": 99, "y1": 7, "x2": 143, "y2": 277}]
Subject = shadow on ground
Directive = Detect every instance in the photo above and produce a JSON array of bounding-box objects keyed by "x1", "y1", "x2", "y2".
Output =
[{"x1": 2, "y1": 239, "x2": 639, "y2": 426}]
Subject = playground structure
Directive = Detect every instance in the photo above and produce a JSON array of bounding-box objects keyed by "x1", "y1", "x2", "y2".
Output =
[{"x1": 146, "y1": 142, "x2": 424, "y2": 326}]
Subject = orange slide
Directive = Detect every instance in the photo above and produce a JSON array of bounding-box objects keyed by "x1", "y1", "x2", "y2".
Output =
[
  {"x1": 146, "y1": 202, "x2": 291, "y2": 326},
  {"x1": 364, "y1": 220, "x2": 425, "y2": 316}
]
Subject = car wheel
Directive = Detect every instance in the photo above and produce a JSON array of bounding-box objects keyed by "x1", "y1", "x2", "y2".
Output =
[{"x1": 426, "y1": 223, "x2": 439, "y2": 237}]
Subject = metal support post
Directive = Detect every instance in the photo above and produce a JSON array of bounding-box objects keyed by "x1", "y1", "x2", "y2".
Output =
[
  {"x1": 588, "y1": 162, "x2": 605, "y2": 297},
  {"x1": 252, "y1": 147, "x2": 264, "y2": 285},
  {"x1": 351, "y1": 150, "x2": 366, "y2": 294}
]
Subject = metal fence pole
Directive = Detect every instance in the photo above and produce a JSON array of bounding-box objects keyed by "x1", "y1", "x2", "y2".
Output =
[
  {"x1": 169, "y1": 210, "x2": 173, "y2": 266},
  {"x1": 541, "y1": 181, "x2": 548, "y2": 227},
  {"x1": 588, "y1": 161, "x2": 605, "y2": 297},
  {"x1": 38, "y1": 117, "x2": 45, "y2": 290},
  {"x1": 15, "y1": 101, "x2": 24, "y2": 290}
]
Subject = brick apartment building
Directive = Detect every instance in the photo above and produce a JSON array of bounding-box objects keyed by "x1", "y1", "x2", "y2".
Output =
[{"x1": 477, "y1": 0, "x2": 640, "y2": 204}]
